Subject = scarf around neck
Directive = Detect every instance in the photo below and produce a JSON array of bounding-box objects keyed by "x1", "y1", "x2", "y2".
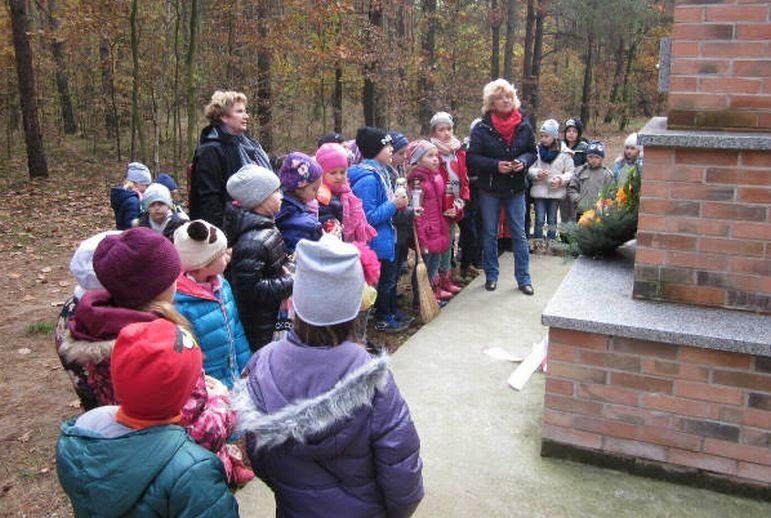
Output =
[
  {"x1": 331, "y1": 181, "x2": 377, "y2": 244},
  {"x1": 538, "y1": 143, "x2": 560, "y2": 164},
  {"x1": 431, "y1": 136, "x2": 461, "y2": 157},
  {"x1": 491, "y1": 110, "x2": 522, "y2": 145}
]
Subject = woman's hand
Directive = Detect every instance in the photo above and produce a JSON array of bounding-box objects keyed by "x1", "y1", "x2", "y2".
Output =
[
  {"x1": 443, "y1": 207, "x2": 457, "y2": 218},
  {"x1": 413, "y1": 206, "x2": 425, "y2": 217},
  {"x1": 511, "y1": 160, "x2": 525, "y2": 173},
  {"x1": 497, "y1": 161, "x2": 514, "y2": 174}
]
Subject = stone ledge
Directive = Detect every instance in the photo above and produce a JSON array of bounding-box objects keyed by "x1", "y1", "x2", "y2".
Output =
[
  {"x1": 541, "y1": 255, "x2": 771, "y2": 357},
  {"x1": 639, "y1": 117, "x2": 771, "y2": 150}
]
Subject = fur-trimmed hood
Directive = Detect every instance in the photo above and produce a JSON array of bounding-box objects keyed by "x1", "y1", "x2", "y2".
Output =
[
  {"x1": 58, "y1": 330, "x2": 115, "y2": 366},
  {"x1": 233, "y1": 352, "x2": 389, "y2": 452}
]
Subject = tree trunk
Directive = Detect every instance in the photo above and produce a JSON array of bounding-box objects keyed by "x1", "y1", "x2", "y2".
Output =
[
  {"x1": 363, "y1": 3, "x2": 386, "y2": 128},
  {"x1": 604, "y1": 38, "x2": 626, "y2": 124},
  {"x1": 130, "y1": 0, "x2": 146, "y2": 161},
  {"x1": 172, "y1": 0, "x2": 182, "y2": 164},
  {"x1": 502, "y1": 0, "x2": 517, "y2": 81},
  {"x1": 256, "y1": 0, "x2": 272, "y2": 153},
  {"x1": 418, "y1": 0, "x2": 437, "y2": 135},
  {"x1": 619, "y1": 41, "x2": 639, "y2": 131},
  {"x1": 99, "y1": 37, "x2": 117, "y2": 141},
  {"x1": 45, "y1": 0, "x2": 76, "y2": 134},
  {"x1": 530, "y1": 0, "x2": 545, "y2": 120},
  {"x1": 185, "y1": 0, "x2": 199, "y2": 160},
  {"x1": 8, "y1": 0, "x2": 48, "y2": 178},
  {"x1": 522, "y1": 0, "x2": 534, "y2": 79},
  {"x1": 333, "y1": 66, "x2": 343, "y2": 134},
  {"x1": 490, "y1": 0, "x2": 501, "y2": 79},
  {"x1": 580, "y1": 31, "x2": 594, "y2": 125}
]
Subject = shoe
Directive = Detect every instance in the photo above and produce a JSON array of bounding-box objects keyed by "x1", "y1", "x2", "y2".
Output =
[
  {"x1": 440, "y1": 271, "x2": 462, "y2": 294},
  {"x1": 432, "y1": 276, "x2": 453, "y2": 300},
  {"x1": 374, "y1": 315, "x2": 408, "y2": 333},
  {"x1": 485, "y1": 280, "x2": 497, "y2": 291},
  {"x1": 394, "y1": 310, "x2": 415, "y2": 326},
  {"x1": 519, "y1": 284, "x2": 535, "y2": 296}
]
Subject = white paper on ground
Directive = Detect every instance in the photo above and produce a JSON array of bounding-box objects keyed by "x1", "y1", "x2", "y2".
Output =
[
  {"x1": 483, "y1": 347, "x2": 524, "y2": 363},
  {"x1": 507, "y1": 337, "x2": 549, "y2": 391}
]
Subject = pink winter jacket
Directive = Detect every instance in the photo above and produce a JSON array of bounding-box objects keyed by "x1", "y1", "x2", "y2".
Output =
[{"x1": 408, "y1": 166, "x2": 451, "y2": 254}]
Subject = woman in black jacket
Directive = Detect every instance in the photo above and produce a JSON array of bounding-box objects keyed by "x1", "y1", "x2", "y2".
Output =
[{"x1": 466, "y1": 79, "x2": 536, "y2": 295}]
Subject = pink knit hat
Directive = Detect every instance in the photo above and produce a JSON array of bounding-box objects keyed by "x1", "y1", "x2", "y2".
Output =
[{"x1": 315, "y1": 143, "x2": 349, "y2": 174}]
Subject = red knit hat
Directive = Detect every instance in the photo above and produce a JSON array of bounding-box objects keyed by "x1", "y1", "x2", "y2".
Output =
[
  {"x1": 93, "y1": 227, "x2": 181, "y2": 308},
  {"x1": 111, "y1": 319, "x2": 202, "y2": 429}
]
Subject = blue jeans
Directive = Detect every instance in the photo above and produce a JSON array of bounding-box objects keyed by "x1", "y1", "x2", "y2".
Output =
[
  {"x1": 533, "y1": 198, "x2": 560, "y2": 240},
  {"x1": 375, "y1": 259, "x2": 399, "y2": 320},
  {"x1": 479, "y1": 189, "x2": 532, "y2": 287}
]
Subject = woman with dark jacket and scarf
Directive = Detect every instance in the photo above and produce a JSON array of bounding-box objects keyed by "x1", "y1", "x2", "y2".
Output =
[
  {"x1": 234, "y1": 234, "x2": 424, "y2": 517},
  {"x1": 189, "y1": 90, "x2": 272, "y2": 229},
  {"x1": 466, "y1": 79, "x2": 536, "y2": 295}
]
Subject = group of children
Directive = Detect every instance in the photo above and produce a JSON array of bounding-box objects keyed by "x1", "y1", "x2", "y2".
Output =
[{"x1": 57, "y1": 104, "x2": 643, "y2": 515}]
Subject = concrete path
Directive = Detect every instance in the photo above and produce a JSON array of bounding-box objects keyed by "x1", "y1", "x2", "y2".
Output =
[{"x1": 237, "y1": 254, "x2": 770, "y2": 517}]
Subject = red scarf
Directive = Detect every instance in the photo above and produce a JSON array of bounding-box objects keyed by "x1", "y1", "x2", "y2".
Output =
[{"x1": 491, "y1": 110, "x2": 522, "y2": 145}]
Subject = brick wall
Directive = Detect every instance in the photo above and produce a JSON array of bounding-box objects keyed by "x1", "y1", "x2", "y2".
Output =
[
  {"x1": 633, "y1": 145, "x2": 771, "y2": 313},
  {"x1": 542, "y1": 328, "x2": 771, "y2": 491},
  {"x1": 668, "y1": 1, "x2": 771, "y2": 131}
]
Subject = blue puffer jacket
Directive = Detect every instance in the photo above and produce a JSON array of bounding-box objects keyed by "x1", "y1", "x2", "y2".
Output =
[
  {"x1": 275, "y1": 195, "x2": 322, "y2": 254},
  {"x1": 110, "y1": 187, "x2": 140, "y2": 230},
  {"x1": 234, "y1": 334, "x2": 424, "y2": 518},
  {"x1": 174, "y1": 274, "x2": 251, "y2": 389},
  {"x1": 349, "y1": 160, "x2": 397, "y2": 261},
  {"x1": 466, "y1": 111, "x2": 536, "y2": 195},
  {"x1": 57, "y1": 414, "x2": 238, "y2": 517}
]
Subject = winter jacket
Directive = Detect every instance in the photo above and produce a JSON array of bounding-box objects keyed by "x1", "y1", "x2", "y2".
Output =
[
  {"x1": 466, "y1": 111, "x2": 536, "y2": 196},
  {"x1": 564, "y1": 139, "x2": 589, "y2": 167},
  {"x1": 318, "y1": 193, "x2": 343, "y2": 227},
  {"x1": 275, "y1": 195, "x2": 322, "y2": 254},
  {"x1": 349, "y1": 160, "x2": 398, "y2": 261},
  {"x1": 407, "y1": 166, "x2": 450, "y2": 254},
  {"x1": 527, "y1": 143, "x2": 575, "y2": 200},
  {"x1": 612, "y1": 157, "x2": 643, "y2": 185},
  {"x1": 567, "y1": 164, "x2": 615, "y2": 212},
  {"x1": 174, "y1": 274, "x2": 252, "y2": 389},
  {"x1": 189, "y1": 124, "x2": 271, "y2": 229},
  {"x1": 134, "y1": 212, "x2": 186, "y2": 241},
  {"x1": 110, "y1": 187, "x2": 141, "y2": 230},
  {"x1": 234, "y1": 334, "x2": 424, "y2": 518},
  {"x1": 57, "y1": 410, "x2": 238, "y2": 517},
  {"x1": 437, "y1": 148, "x2": 471, "y2": 202},
  {"x1": 223, "y1": 203, "x2": 293, "y2": 351},
  {"x1": 386, "y1": 165, "x2": 415, "y2": 252}
]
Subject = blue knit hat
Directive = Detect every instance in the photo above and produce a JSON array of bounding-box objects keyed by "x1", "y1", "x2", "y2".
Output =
[
  {"x1": 586, "y1": 140, "x2": 605, "y2": 158},
  {"x1": 389, "y1": 131, "x2": 409, "y2": 153},
  {"x1": 126, "y1": 162, "x2": 152, "y2": 185},
  {"x1": 155, "y1": 172, "x2": 178, "y2": 191}
]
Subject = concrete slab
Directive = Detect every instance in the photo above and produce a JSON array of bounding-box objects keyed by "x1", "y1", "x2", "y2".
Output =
[{"x1": 237, "y1": 254, "x2": 771, "y2": 517}]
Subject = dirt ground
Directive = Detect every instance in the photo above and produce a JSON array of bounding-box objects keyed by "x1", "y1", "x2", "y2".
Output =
[{"x1": 0, "y1": 132, "x2": 628, "y2": 516}]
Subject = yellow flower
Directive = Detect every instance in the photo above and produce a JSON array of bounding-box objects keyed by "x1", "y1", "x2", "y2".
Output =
[
  {"x1": 616, "y1": 186, "x2": 628, "y2": 206},
  {"x1": 578, "y1": 209, "x2": 597, "y2": 226}
]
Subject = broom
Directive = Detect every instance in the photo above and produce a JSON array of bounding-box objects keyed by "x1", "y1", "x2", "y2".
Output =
[{"x1": 412, "y1": 223, "x2": 440, "y2": 324}]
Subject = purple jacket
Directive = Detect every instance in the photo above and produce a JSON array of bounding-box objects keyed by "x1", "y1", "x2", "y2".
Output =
[
  {"x1": 233, "y1": 334, "x2": 423, "y2": 517},
  {"x1": 407, "y1": 166, "x2": 450, "y2": 254}
]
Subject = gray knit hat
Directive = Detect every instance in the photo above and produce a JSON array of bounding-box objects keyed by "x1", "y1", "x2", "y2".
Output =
[
  {"x1": 226, "y1": 164, "x2": 280, "y2": 210},
  {"x1": 293, "y1": 234, "x2": 364, "y2": 326},
  {"x1": 430, "y1": 111, "x2": 454, "y2": 129},
  {"x1": 539, "y1": 119, "x2": 560, "y2": 140},
  {"x1": 126, "y1": 162, "x2": 152, "y2": 185},
  {"x1": 141, "y1": 183, "x2": 173, "y2": 211}
]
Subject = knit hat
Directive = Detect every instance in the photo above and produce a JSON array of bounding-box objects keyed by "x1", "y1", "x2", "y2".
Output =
[
  {"x1": 293, "y1": 234, "x2": 365, "y2": 326},
  {"x1": 430, "y1": 111, "x2": 454, "y2": 129},
  {"x1": 564, "y1": 118, "x2": 584, "y2": 138},
  {"x1": 174, "y1": 220, "x2": 228, "y2": 270},
  {"x1": 126, "y1": 162, "x2": 152, "y2": 185},
  {"x1": 389, "y1": 131, "x2": 409, "y2": 153},
  {"x1": 315, "y1": 143, "x2": 350, "y2": 174},
  {"x1": 355, "y1": 127, "x2": 392, "y2": 159},
  {"x1": 317, "y1": 132, "x2": 346, "y2": 148},
  {"x1": 586, "y1": 140, "x2": 605, "y2": 158},
  {"x1": 539, "y1": 119, "x2": 560, "y2": 140},
  {"x1": 155, "y1": 172, "x2": 178, "y2": 191},
  {"x1": 93, "y1": 227, "x2": 181, "y2": 308},
  {"x1": 405, "y1": 139, "x2": 437, "y2": 166},
  {"x1": 226, "y1": 164, "x2": 280, "y2": 210},
  {"x1": 70, "y1": 230, "x2": 121, "y2": 299},
  {"x1": 624, "y1": 132, "x2": 640, "y2": 149},
  {"x1": 141, "y1": 183, "x2": 173, "y2": 211},
  {"x1": 112, "y1": 319, "x2": 202, "y2": 428},
  {"x1": 279, "y1": 152, "x2": 323, "y2": 192}
]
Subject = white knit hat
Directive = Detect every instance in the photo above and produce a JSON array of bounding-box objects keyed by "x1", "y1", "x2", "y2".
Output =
[
  {"x1": 141, "y1": 183, "x2": 173, "y2": 211},
  {"x1": 173, "y1": 220, "x2": 227, "y2": 271},
  {"x1": 126, "y1": 162, "x2": 152, "y2": 185},
  {"x1": 293, "y1": 234, "x2": 364, "y2": 326},
  {"x1": 539, "y1": 119, "x2": 560, "y2": 140},
  {"x1": 70, "y1": 230, "x2": 121, "y2": 299},
  {"x1": 226, "y1": 164, "x2": 280, "y2": 210},
  {"x1": 430, "y1": 111, "x2": 454, "y2": 129},
  {"x1": 624, "y1": 132, "x2": 640, "y2": 149}
]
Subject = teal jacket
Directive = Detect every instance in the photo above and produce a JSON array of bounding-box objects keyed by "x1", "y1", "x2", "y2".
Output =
[
  {"x1": 174, "y1": 273, "x2": 251, "y2": 388},
  {"x1": 56, "y1": 418, "x2": 238, "y2": 517}
]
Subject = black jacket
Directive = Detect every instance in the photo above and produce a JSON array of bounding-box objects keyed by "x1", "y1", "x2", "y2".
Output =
[
  {"x1": 223, "y1": 203, "x2": 293, "y2": 351},
  {"x1": 466, "y1": 111, "x2": 536, "y2": 195},
  {"x1": 189, "y1": 125, "x2": 271, "y2": 229}
]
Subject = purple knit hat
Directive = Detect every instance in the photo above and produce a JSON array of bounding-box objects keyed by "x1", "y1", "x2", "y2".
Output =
[
  {"x1": 93, "y1": 227, "x2": 181, "y2": 308},
  {"x1": 279, "y1": 152, "x2": 323, "y2": 192}
]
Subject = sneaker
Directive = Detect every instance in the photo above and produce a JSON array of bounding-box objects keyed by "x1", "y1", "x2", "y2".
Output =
[{"x1": 374, "y1": 315, "x2": 408, "y2": 333}]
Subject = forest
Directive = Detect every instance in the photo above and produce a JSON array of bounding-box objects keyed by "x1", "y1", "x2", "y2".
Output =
[{"x1": 2, "y1": 0, "x2": 673, "y2": 179}]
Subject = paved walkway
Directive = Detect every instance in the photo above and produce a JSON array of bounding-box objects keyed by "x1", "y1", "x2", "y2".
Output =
[{"x1": 238, "y1": 254, "x2": 770, "y2": 517}]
